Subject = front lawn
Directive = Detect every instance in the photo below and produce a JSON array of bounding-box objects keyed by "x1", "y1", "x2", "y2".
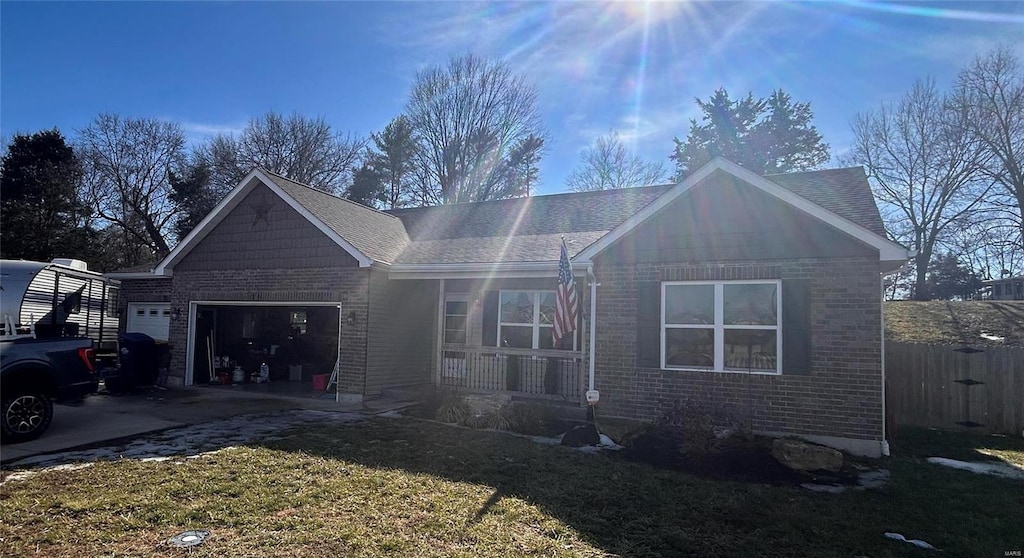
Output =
[{"x1": 1, "y1": 418, "x2": 1021, "y2": 557}]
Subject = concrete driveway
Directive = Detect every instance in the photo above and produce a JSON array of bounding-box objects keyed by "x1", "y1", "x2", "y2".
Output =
[{"x1": 1, "y1": 386, "x2": 407, "y2": 467}]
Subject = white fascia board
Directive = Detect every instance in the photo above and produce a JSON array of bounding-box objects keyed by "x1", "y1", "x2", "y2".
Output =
[
  {"x1": 574, "y1": 157, "x2": 910, "y2": 264},
  {"x1": 156, "y1": 169, "x2": 373, "y2": 274},
  {"x1": 388, "y1": 261, "x2": 558, "y2": 280}
]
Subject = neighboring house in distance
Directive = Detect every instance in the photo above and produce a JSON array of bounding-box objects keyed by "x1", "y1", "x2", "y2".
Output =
[
  {"x1": 107, "y1": 158, "x2": 909, "y2": 457},
  {"x1": 983, "y1": 276, "x2": 1024, "y2": 301}
]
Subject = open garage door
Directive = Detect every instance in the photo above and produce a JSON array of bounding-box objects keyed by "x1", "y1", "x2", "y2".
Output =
[
  {"x1": 186, "y1": 302, "x2": 340, "y2": 388},
  {"x1": 127, "y1": 303, "x2": 171, "y2": 342}
]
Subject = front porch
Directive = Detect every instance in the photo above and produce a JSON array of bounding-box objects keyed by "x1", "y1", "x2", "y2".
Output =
[
  {"x1": 440, "y1": 345, "x2": 583, "y2": 400},
  {"x1": 426, "y1": 276, "x2": 589, "y2": 404}
]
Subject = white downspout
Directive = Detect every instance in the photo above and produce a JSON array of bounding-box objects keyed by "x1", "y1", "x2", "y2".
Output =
[
  {"x1": 880, "y1": 274, "x2": 890, "y2": 457},
  {"x1": 588, "y1": 265, "x2": 597, "y2": 393}
]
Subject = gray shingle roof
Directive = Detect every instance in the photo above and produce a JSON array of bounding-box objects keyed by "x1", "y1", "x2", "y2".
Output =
[
  {"x1": 387, "y1": 186, "x2": 669, "y2": 263},
  {"x1": 765, "y1": 166, "x2": 887, "y2": 237},
  {"x1": 261, "y1": 171, "x2": 410, "y2": 264},
  {"x1": 386, "y1": 165, "x2": 886, "y2": 264},
  {"x1": 256, "y1": 165, "x2": 886, "y2": 266}
]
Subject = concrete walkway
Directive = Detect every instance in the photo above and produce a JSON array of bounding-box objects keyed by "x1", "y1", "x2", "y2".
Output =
[{"x1": 1, "y1": 386, "x2": 415, "y2": 467}]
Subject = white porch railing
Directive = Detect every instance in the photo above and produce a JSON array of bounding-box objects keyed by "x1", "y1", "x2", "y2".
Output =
[{"x1": 440, "y1": 344, "x2": 583, "y2": 400}]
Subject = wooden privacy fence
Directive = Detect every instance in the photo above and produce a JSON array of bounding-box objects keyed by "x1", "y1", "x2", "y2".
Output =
[{"x1": 886, "y1": 342, "x2": 1023, "y2": 435}]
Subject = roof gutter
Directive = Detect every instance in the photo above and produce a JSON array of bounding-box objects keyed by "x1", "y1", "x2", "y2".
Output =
[
  {"x1": 104, "y1": 271, "x2": 171, "y2": 280},
  {"x1": 388, "y1": 261, "x2": 559, "y2": 280}
]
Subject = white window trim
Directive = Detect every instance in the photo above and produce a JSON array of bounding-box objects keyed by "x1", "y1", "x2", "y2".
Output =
[
  {"x1": 661, "y1": 279, "x2": 782, "y2": 375},
  {"x1": 497, "y1": 289, "x2": 576, "y2": 351}
]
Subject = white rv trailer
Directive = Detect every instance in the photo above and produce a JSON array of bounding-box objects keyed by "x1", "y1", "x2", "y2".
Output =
[{"x1": 0, "y1": 259, "x2": 120, "y2": 350}]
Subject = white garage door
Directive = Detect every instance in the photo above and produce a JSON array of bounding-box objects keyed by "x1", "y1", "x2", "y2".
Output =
[{"x1": 127, "y1": 303, "x2": 171, "y2": 341}]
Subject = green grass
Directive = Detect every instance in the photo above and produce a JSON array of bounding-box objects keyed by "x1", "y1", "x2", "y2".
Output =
[
  {"x1": 1, "y1": 420, "x2": 1022, "y2": 557},
  {"x1": 885, "y1": 300, "x2": 1024, "y2": 346}
]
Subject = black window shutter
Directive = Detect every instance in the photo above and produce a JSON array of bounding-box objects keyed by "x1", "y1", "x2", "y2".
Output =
[
  {"x1": 782, "y1": 279, "x2": 812, "y2": 375},
  {"x1": 636, "y1": 282, "x2": 661, "y2": 368},
  {"x1": 482, "y1": 291, "x2": 499, "y2": 347}
]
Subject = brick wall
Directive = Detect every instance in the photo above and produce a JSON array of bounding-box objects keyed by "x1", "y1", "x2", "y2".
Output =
[
  {"x1": 167, "y1": 267, "x2": 369, "y2": 394},
  {"x1": 118, "y1": 277, "x2": 173, "y2": 308},
  {"x1": 592, "y1": 256, "x2": 883, "y2": 442},
  {"x1": 116, "y1": 277, "x2": 174, "y2": 333}
]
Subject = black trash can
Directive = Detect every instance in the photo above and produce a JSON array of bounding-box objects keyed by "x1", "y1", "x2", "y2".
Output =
[{"x1": 118, "y1": 332, "x2": 159, "y2": 386}]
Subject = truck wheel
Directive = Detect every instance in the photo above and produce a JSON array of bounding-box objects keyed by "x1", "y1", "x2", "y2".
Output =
[{"x1": 1, "y1": 390, "x2": 54, "y2": 443}]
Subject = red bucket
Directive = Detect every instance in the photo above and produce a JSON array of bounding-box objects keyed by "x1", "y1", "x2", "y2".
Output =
[{"x1": 312, "y1": 374, "x2": 330, "y2": 391}]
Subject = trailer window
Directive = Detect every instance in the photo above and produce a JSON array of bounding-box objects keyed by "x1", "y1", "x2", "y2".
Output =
[{"x1": 106, "y1": 288, "x2": 119, "y2": 318}]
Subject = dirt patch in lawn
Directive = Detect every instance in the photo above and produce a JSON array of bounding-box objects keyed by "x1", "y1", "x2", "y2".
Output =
[{"x1": 622, "y1": 429, "x2": 860, "y2": 487}]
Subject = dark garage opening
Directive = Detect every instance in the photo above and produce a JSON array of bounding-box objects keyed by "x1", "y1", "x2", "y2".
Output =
[{"x1": 191, "y1": 304, "x2": 340, "y2": 391}]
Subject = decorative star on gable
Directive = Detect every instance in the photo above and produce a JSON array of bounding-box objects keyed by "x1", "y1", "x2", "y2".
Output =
[{"x1": 251, "y1": 197, "x2": 273, "y2": 226}]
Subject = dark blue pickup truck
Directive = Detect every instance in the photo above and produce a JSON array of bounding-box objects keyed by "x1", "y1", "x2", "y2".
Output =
[{"x1": 0, "y1": 336, "x2": 98, "y2": 442}]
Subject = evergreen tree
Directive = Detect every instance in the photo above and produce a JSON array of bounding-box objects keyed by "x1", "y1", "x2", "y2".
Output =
[
  {"x1": 346, "y1": 163, "x2": 386, "y2": 208},
  {"x1": 672, "y1": 88, "x2": 829, "y2": 179},
  {"x1": 168, "y1": 161, "x2": 218, "y2": 242},
  {"x1": 928, "y1": 253, "x2": 983, "y2": 300},
  {"x1": 349, "y1": 115, "x2": 420, "y2": 209},
  {"x1": 0, "y1": 130, "x2": 99, "y2": 263}
]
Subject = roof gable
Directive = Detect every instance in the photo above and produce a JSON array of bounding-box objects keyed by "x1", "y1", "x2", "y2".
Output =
[
  {"x1": 261, "y1": 172, "x2": 409, "y2": 263},
  {"x1": 155, "y1": 159, "x2": 904, "y2": 275},
  {"x1": 157, "y1": 169, "x2": 406, "y2": 273},
  {"x1": 575, "y1": 158, "x2": 908, "y2": 266}
]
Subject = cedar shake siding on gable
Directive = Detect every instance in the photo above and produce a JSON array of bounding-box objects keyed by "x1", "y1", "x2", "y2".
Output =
[
  {"x1": 176, "y1": 183, "x2": 359, "y2": 271},
  {"x1": 591, "y1": 176, "x2": 884, "y2": 443},
  {"x1": 595, "y1": 174, "x2": 878, "y2": 265},
  {"x1": 365, "y1": 270, "x2": 438, "y2": 396}
]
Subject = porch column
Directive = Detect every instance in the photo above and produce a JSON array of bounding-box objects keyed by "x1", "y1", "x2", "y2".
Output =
[{"x1": 434, "y1": 279, "x2": 445, "y2": 386}]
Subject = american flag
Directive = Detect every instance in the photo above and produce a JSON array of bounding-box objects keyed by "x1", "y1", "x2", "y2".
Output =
[{"x1": 553, "y1": 237, "x2": 579, "y2": 346}]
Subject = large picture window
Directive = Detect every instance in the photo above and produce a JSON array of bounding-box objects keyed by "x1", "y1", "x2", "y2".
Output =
[
  {"x1": 498, "y1": 290, "x2": 574, "y2": 350},
  {"x1": 662, "y1": 280, "x2": 781, "y2": 374}
]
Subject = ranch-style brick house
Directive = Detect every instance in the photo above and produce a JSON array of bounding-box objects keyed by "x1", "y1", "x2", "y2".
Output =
[{"x1": 110, "y1": 158, "x2": 909, "y2": 457}]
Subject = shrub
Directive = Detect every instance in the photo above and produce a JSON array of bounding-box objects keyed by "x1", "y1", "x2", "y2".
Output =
[
  {"x1": 429, "y1": 387, "x2": 471, "y2": 424},
  {"x1": 653, "y1": 395, "x2": 740, "y2": 456},
  {"x1": 481, "y1": 403, "x2": 517, "y2": 431}
]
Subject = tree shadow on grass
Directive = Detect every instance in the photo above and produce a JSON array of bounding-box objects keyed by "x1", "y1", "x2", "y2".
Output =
[
  {"x1": 254, "y1": 416, "x2": 1022, "y2": 557},
  {"x1": 892, "y1": 425, "x2": 1024, "y2": 465}
]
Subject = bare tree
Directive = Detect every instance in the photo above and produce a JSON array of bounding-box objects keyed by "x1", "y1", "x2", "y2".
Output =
[
  {"x1": 77, "y1": 114, "x2": 186, "y2": 259},
  {"x1": 406, "y1": 54, "x2": 546, "y2": 204},
  {"x1": 566, "y1": 131, "x2": 667, "y2": 192},
  {"x1": 952, "y1": 46, "x2": 1024, "y2": 251},
  {"x1": 849, "y1": 79, "x2": 991, "y2": 300},
  {"x1": 203, "y1": 112, "x2": 365, "y2": 194},
  {"x1": 941, "y1": 210, "x2": 1023, "y2": 281}
]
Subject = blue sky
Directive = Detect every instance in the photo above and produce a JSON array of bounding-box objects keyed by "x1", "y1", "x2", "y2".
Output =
[{"x1": 2, "y1": 1, "x2": 1022, "y2": 195}]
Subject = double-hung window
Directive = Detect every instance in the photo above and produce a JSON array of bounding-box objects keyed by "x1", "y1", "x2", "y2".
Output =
[
  {"x1": 662, "y1": 280, "x2": 781, "y2": 374},
  {"x1": 498, "y1": 290, "x2": 574, "y2": 350}
]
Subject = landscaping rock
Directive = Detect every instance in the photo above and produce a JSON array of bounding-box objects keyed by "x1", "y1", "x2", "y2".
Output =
[
  {"x1": 772, "y1": 438, "x2": 843, "y2": 472},
  {"x1": 561, "y1": 424, "x2": 600, "y2": 447}
]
